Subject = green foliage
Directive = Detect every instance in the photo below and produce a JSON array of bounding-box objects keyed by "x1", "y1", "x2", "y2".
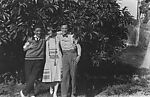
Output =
[
  {"x1": 140, "y1": 0, "x2": 150, "y2": 24},
  {"x1": 0, "y1": 0, "x2": 134, "y2": 66}
]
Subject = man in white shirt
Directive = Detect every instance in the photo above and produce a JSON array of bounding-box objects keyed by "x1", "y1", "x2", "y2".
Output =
[{"x1": 59, "y1": 24, "x2": 81, "y2": 97}]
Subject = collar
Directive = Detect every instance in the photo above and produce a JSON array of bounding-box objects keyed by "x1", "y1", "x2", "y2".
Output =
[
  {"x1": 63, "y1": 34, "x2": 68, "y2": 37},
  {"x1": 34, "y1": 35, "x2": 40, "y2": 41}
]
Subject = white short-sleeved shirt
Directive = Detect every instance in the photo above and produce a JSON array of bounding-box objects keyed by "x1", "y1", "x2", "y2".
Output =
[{"x1": 59, "y1": 34, "x2": 77, "y2": 51}]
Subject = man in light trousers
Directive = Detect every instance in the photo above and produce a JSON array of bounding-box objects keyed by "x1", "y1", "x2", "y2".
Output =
[{"x1": 58, "y1": 24, "x2": 81, "y2": 97}]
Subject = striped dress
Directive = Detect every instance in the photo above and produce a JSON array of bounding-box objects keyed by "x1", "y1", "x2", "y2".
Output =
[{"x1": 42, "y1": 36, "x2": 62, "y2": 82}]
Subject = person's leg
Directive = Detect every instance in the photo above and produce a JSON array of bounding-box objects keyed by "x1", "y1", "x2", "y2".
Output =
[
  {"x1": 23, "y1": 60, "x2": 43, "y2": 96},
  {"x1": 61, "y1": 54, "x2": 70, "y2": 97},
  {"x1": 33, "y1": 60, "x2": 45, "y2": 96},
  {"x1": 24, "y1": 60, "x2": 32, "y2": 83},
  {"x1": 37, "y1": 60, "x2": 45, "y2": 81},
  {"x1": 53, "y1": 82, "x2": 59, "y2": 97},
  {"x1": 50, "y1": 86, "x2": 54, "y2": 95},
  {"x1": 70, "y1": 53, "x2": 77, "y2": 96},
  {"x1": 22, "y1": 60, "x2": 34, "y2": 96}
]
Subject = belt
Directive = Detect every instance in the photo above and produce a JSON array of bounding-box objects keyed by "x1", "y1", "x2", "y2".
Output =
[{"x1": 62, "y1": 49, "x2": 76, "y2": 53}]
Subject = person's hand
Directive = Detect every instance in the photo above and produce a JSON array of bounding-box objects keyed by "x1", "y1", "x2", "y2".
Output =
[
  {"x1": 23, "y1": 43, "x2": 34, "y2": 51},
  {"x1": 28, "y1": 43, "x2": 34, "y2": 48},
  {"x1": 75, "y1": 55, "x2": 81, "y2": 64}
]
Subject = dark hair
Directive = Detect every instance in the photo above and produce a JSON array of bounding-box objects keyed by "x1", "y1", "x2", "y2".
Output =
[
  {"x1": 33, "y1": 24, "x2": 46, "y2": 37},
  {"x1": 60, "y1": 23, "x2": 71, "y2": 33},
  {"x1": 61, "y1": 23, "x2": 68, "y2": 27},
  {"x1": 60, "y1": 24, "x2": 69, "y2": 30}
]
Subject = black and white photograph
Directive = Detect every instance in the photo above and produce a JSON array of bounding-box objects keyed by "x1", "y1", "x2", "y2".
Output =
[{"x1": 1, "y1": 0, "x2": 150, "y2": 97}]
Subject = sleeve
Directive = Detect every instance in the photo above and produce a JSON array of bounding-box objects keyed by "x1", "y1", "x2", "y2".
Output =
[
  {"x1": 72, "y1": 35, "x2": 78, "y2": 45},
  {"x1": 23, "y1": 42, "x2": 30, "y2": 49},
  {"x1": 57, "y1": 31, "x2": 63, "y2": 35}
]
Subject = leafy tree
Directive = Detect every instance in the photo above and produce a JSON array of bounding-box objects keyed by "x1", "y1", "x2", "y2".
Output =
[
  {"x1": 55, "y1": 0, "x2": 134, "y2": 65},
  {"x1": 0, "y1": 0, "x2": 134, "y2": 72}
]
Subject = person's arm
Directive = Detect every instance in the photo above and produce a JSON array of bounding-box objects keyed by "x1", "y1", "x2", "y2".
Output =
[
  {"x1": 23, "y1": 42, "x2": 34, "y2": 51},
  {"x1": 76, "y1": 43, "x2": 81, "y2": 57},
  {"x1": 23, "y1": 42, "x2": 30, "y2": 51},
  {"x1": 73, "y1": 36, "x2": 81, "y2": 57},
  {"x1": 58, "y1": 37, "x2": 63, "y2": 57},
  {"x1": 45, "y1": 35, "x2": 50, "y2": 41},
  {"x1": 23, "y1": 37, "x2": 33, "y2": 51},
  {"x1": 23, "y1": 43, "x2": 31, "y2": 51},
  {"x1": 74, "y1": 37, "x2": 81, "y2": 64},
  {"x1": 75, "y1": 43, "x2": 81, "y2": 64},
  {"x1": 56, "y1": 34, "x2": 63, "y2": 57}
]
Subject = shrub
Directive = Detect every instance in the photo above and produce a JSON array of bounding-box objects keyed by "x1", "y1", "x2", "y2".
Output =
[{"x1": 0, "y1": 0, "x2": 134, "y2": 70}]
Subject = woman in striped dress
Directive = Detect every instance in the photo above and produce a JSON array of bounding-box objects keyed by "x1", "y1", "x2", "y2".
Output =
[{"x1": 42, "y1": 26, "x2": 62, "y2": 97}]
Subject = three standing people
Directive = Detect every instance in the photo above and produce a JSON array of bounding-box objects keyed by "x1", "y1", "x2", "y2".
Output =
[{"x1": 21, "y1": 24, "x2": 81, "y2": 97}]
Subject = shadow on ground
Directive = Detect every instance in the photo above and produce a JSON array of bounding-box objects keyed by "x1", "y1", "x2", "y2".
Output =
[
  {"x1": 0, "y1": 45, "x2": 149, "y2": 97},
  {"x1": 73, "y1": 45, "x2": 147, "y2": 97}
]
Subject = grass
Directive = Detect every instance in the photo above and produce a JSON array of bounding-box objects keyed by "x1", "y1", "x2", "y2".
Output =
[
  {"x1": 0, "y1": 74, "x2": 150, "y2": 97},
  {"x1": 0, "y1": 44, "x2": 150, "y2": 97}
]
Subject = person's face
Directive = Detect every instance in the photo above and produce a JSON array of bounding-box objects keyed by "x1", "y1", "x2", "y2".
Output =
[
  {"x1": 61, "y1": 25, "x2": 68, "y2": 35},
  {"x1": 47, "y1": 27, "x2": 53, "y2": 36},
  {"x1": 34, "y1": 28, "x2": 42, "y2": 37}
]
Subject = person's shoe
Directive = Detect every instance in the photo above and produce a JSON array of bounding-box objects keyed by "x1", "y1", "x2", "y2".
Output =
[
  {"x1": 50, "y1": 86, "x2": 54, "y2": 95},
  {"x1": 71, "y1": 94, "x2": 77, "y2": 97},
  {"x1": 71, "y1": 93, "x2": 77, "y2": 97},
  {"x1": 20, "y1": 90, "x2": 28, "y2": 97},
  {"x1": 71, "y1": 95, "x2": 76, "y2": 97},
  {"x1": 53, "y1": 93, "x2": 57, "y2": 97},
  {"x1": 30, "y1": 96, "x2": 35, "y2": 97}
]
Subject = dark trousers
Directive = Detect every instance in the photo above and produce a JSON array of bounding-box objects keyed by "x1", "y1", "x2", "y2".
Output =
[
  {"x1": 61, "y1": 50, "x2": 77, "y2": 97},
  {"x1": 23, "y1": 60, "x2": 44, "y2": 96}
]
